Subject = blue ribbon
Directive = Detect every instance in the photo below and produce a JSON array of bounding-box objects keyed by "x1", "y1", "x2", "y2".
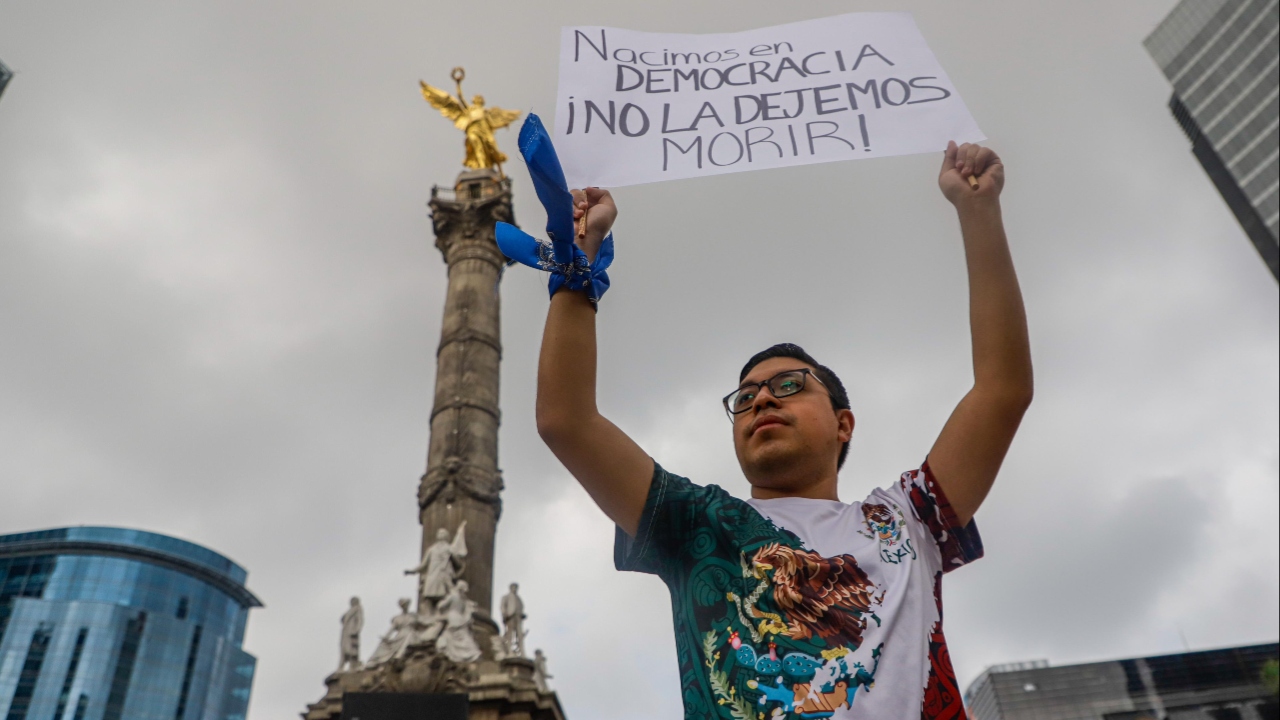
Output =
[{"x1": 495, "y1": 114, "x2": 613, "y2": 305}]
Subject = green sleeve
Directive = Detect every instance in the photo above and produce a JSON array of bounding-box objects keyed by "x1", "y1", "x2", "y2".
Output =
[{"x1": 613, "y1": 462, "x2": 709, "y2": 579}]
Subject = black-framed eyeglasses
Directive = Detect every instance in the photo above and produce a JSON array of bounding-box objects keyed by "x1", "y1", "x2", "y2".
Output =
[{"x1": 722, "y1": 368, "x2": 829, "y2": 419}]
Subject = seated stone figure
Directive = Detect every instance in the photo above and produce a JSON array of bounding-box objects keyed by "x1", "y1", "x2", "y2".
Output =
[
  {"x1": 434, "y1": 580, "x2": 482, "y2": 664},
  {"x1": 365, "y1": 598, "x2": 418, "y2": 667}
]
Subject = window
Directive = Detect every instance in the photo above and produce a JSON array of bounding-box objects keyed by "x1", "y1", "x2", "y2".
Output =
[
  {"x1": 5, "y1": 623, "x2": 54, "y2": 720},
  {"x1": 103, "y1": 612, "x2": 147, "y2": 720},
  {"x1": 0, "y1": 555, "x2": 57, "y2": 644},
  {"x1": 174, "y1": 626, "x2": 203, "y2": 720},
  {"x1": 71, "y1": 695, "x2": 89, "y2": 720},
  {"x1": 53, "y1": 628, "x2": 89, "y2": 720}
]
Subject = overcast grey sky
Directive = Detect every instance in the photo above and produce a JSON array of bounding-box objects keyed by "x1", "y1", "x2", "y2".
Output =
[{"x1": 1, "y1": 1, "x2": 1276, "y2": 718}]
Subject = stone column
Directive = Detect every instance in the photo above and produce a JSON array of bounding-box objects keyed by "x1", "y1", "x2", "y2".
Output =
[{"x1": 419, "y1": 168, "x2": 512, "y2": 624}]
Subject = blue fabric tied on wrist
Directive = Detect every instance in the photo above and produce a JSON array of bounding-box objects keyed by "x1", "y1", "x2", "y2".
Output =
[{"x1": 495, "y1": 114, "x2": 613, "y2": 305}]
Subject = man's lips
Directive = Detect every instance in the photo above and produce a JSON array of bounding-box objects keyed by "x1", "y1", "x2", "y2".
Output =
[{"x1": 750, "y1": 416, "x2": 788, "y2": 436}]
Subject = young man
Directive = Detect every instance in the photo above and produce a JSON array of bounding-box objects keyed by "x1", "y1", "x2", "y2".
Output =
[{"x1": 534, "y1": 141, "x2": 1032, "y2": 719}]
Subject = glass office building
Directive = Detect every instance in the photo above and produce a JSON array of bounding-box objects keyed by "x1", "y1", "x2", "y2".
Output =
[
  {"x1": 1144, "y1": 0, "x2": 1280, "y2": 280},
  {"x1": 0, "y1": 527, "x2": 262, "y2": 720},
  {"x1": 964, "y1": 643, "x2": 1279, "y2": 720}
]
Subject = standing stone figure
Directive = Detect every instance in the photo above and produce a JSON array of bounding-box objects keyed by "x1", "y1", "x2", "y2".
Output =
[
  {"x1": 533, "y1": 649, "x2": 553, "y2": 692},
  {"x1": 405, "y1": 521, "x2": 467, "y2": 615},
  {"x1": 365, "y1": 598, "x2": 418, "y2": 668},
  {"x1": 500, "y1": 582, "x2": 527, "y2": 658},
  {"x1": 434, "y1": 580, "x2": 482, "y2": 664},
  {"x1": 338, "y1": 597, "x2": 363, "y2": 672}
]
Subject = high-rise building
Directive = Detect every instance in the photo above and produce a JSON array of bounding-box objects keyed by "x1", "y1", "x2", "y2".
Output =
[
  {"x1": 1144, "y1": 0, "x2": 1280, "y2": 280},
  {"x1": 963, "y1": 643, "x2": 1279, "y2": 720},
  {"x1": 0, "y1": 527, "x2": 262, "y2": 720}
]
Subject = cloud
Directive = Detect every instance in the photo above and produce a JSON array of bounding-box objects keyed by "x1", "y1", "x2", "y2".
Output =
[{"x1": 0, "y1": 1, "x2": 1275, "y2": 719}]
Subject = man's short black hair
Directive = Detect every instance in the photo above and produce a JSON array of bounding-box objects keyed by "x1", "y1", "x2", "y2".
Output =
[{"x1": 739, "y1": 343, "x2": 851, "y2": 470}]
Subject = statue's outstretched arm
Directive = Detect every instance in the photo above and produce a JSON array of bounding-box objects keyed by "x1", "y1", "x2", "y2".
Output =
[{"x1": 420, "y1": 81, "x2": 466, "y2": 124}]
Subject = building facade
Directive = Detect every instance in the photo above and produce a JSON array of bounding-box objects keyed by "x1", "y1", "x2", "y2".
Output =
[
  {"x1": 1144, "y1": 0, "x2": 1280, "y2": 280},
  {"x1": 0, "y1": 527, "x2": 261, "y2": 720},
  {"x1": 964, "y1": 643, "x2": 1279, "y2": 720}
]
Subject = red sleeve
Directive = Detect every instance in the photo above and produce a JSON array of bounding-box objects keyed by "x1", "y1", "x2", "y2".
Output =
[{"x1": 901, "y1": 460, "x2": 984, "y2": 572}]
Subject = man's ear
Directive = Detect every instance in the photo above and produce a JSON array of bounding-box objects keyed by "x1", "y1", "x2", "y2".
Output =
[{"x1": 837, "y1": 409, "x2": 855, "y2": 443}]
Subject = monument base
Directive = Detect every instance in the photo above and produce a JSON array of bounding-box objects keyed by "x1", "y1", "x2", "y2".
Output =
[
  {"x1": 341, "y1": 692, "x2": 467, "y2": 720},
  {"x1": 303, "y1": 651, "x2": 564, "y2": 720}
]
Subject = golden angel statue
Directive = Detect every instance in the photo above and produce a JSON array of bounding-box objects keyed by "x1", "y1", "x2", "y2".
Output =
[{"x1": 420, "y1": 67, "x2": 521, "y2": 174}]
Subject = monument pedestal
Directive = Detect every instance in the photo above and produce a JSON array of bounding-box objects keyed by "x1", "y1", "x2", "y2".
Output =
[
  {"x1": 303, "y1": 657, "x2": 564, "y2": 720},
  {"x1": 466, "y1": 658, "x2": 564, "y2": 720},
  {"x1": 303, "y1": 672, "x2": 359, "y2": 720}
]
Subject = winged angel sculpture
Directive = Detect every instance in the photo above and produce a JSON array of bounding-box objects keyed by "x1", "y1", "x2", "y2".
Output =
[{"x1": 420, "y1": 67, "x2": 521, "y2": 174}]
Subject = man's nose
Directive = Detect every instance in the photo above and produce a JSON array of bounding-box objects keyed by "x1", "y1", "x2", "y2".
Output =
[{"x1": 750, "y1": 385, "x2": 782, "y2": 412}]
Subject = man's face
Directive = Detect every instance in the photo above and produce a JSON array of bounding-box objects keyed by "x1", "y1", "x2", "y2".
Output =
[{"x1": 731, "y1": 357, "x2": 853, "y2": 492}]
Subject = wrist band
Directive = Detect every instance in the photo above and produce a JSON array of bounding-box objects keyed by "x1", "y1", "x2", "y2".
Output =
[{"x1": 495, "y1": 114, "x2": 613, "y2": 306}]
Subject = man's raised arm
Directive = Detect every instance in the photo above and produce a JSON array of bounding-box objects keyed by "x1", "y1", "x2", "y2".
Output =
[
  {"x1": 927, "y1": 142, "x2": 1034, "y2": 526},
  {"x1": 535, "y1": 188, "x2": 654, "y2": 537}
]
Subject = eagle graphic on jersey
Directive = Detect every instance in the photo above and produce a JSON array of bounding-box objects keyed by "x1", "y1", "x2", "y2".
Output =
[{"x1": 750, "y1": 543, "x2": 884, "y2": 648}]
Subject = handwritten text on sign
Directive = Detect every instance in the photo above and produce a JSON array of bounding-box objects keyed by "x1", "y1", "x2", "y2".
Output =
[{"x1": 554, "y1": 13, "x2": 983, "y2": 188}]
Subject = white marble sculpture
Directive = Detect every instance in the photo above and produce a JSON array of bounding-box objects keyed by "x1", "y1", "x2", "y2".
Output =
[
  {"x1": 338, "y1": 596, "x2": 363, "y2": 672},
  {"x1": 406, "y1": 521, "x2": 468, "y2": 615},
  {"x1": 500, "y1": 582, "x2": 527, "y2": 658},
  {"x1": 434, "y1": 580, "x2": 482, "y2": 664},
  {"x1": 364, "y1": 598, "x2": 418, "y2": 668},
  {"x1": 489, "y1": 635, "x2": 508, "y2": 661},
  {"x1": 533, "y1": 649, "x2": 553, "y2": 692}
]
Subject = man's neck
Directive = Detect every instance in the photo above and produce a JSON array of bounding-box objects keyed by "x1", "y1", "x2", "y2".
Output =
[{"x1": 749, "y1": 474, "x2": 839, "y2": 502}]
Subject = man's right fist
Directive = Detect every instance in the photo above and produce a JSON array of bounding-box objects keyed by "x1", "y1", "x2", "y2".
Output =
[{"x1": 570, "y1": 187, "x2": 617, "y2": 263}]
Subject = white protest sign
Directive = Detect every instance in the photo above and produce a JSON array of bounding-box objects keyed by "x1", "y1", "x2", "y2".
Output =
[{"x1": 554, "y1": 12, "x2": 983, "y2": 188}]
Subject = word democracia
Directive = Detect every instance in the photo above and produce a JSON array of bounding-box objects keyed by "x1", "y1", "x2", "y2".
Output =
[{"x1": 612, "y1": 48, "x2": 904, "y2": 94}]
